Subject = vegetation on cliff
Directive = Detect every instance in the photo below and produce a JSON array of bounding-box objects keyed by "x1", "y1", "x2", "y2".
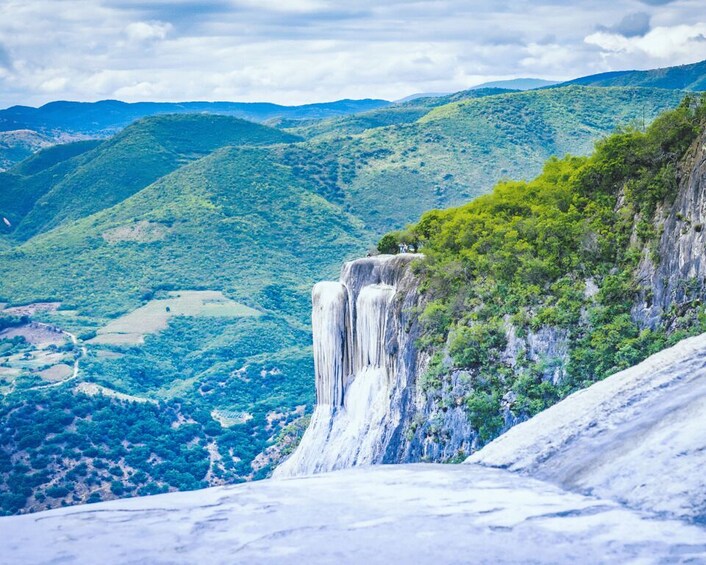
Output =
[{"x1": 383, "y1": 94, "x2": 706, "y2": 445}]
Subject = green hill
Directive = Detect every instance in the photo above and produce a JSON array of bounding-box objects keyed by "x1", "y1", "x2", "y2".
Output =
[
  {"x1": 2, "y1": 114, "x2": 300, "y2": 240},
  {"x1": 286, "y1": 88, "x2": 514, "y2": 139},
  {"x1": 561, "y1": 59, "x2": 706, "y2": 91},
  {"x1": 3, "y1": 144, "x2": 368, "y2": 319},
  {"x1": 0, "y1": 98, "x2": 390, "y2": 171},
  {"x1": 11, "y1": 140, "x2": 101, "y2": 177},
  {"x1": 299, "y1": 86, "x2": 684, "y2": 232},
  {"x1": 0, "y1": 141, "x2": 101, "y2": 232}
]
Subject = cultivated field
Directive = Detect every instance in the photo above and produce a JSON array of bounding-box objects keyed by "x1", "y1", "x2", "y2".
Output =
[{"x1": 90, "y1": 290, "x2": 261, "y2": 345}]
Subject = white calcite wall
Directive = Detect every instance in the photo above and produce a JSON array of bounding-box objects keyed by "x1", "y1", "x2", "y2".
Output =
[{"x1": 275, "y1": 254, "x2": 423, "y2": 476}]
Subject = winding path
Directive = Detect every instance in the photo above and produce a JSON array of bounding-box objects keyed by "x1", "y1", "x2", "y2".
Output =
[{"x1": 10, "y1": 323, "x2": 87, "y2": 393}]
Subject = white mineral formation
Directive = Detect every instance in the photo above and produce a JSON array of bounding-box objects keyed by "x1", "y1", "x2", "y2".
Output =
[
  {"x1": 2, "y1": 464, "x2": 705, "y2": 564},
  {"x1": 275, "y1": 254, "x2": 423, "y2": 476}
]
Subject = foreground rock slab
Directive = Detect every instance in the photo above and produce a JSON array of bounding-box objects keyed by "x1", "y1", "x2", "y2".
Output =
[
  {"x1": 469, "y1": 332, "x2": 706, "y2": 522},
  {"x1": 2, "y1": 464, "x2": 705, "y2": 564}
]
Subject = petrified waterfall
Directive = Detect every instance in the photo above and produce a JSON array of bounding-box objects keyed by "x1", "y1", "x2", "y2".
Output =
[
  {"x1": 275, "y1": 253, "x2": 424, "y2": 477},
  {"x1": 312, "y1": 282, "x2": 349, "y2": 407}
]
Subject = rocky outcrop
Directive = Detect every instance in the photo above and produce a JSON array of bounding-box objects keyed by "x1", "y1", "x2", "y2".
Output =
[
  {"x1": 275, "y1": 254, "x2": 429, "y2": 476},
  {"x1": 634, "y1": 131, "x2": 706, "y2": 327},
  {"x1": 5, "y1": 464, "x2": 705, "y2": 564},
  {"x1": 276, "y1": 254, "x2": 578, "y2": 474},
  {"x1": 277, "y1": 127, "x2": 706, "y2": 478}
]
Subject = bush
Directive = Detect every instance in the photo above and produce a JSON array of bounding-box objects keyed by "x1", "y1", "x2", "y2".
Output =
[
  {"x1": 377, "y1": 233, "x2": 399, "y2": 254},
  {"x1": 110, "y1": 480, "x2": 125, "y2": 496},
  {"x1": 46, "y1": 485, "x2": 69, "y2": 498},
  {"x1": 449, "y1": 322, "x2": 507, "y2": 368}
]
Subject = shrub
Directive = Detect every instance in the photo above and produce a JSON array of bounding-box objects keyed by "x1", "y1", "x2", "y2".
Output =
[
  {"x1": 449, "y1": 322, "x2": 507, "y2": 368},
  {"x1": 377, "y1": 233, "x2": 399, "y2": 254}
]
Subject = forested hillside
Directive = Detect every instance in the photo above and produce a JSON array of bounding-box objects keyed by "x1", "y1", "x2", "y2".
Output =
[
  {"x1": 562, "y1": 59, "x2": 706, "y2": 91},
  {"x1": 1, "y1": 115, "x2": 300, "y2": 240},
  {"x1": 300, "y1": 86, "x2": 684, "y2": 231}
]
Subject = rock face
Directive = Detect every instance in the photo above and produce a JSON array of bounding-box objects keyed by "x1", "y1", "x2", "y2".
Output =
[
  {"x1": 634, "y1": 131, "x2": 706, "y2": 327},
  {"x1": 3, "y1": 464, "x2": 705, "y2": 565},
  {"x1": 469, "y1": 331, "x2": 706, "y2": 522},
  {"x1": 276, "y1": 252, "x2": 507, "y2": 476},
  {"x1": 276, "y1": 129, "x2": 706, "y2": 485},
  {"x1": 275, "y1": 254, "x2": 429, "y2": 476}
]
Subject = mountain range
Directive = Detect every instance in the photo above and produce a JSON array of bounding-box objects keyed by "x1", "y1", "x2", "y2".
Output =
[
  {"x1": 0, "y1": 98, "x2": 389, "y2": 170},
  {"x1": 2, "y1": 58, "x2": 706, "y2": 172},
  {"x1": 561, "y1": 58, "x2": 706, "y2": 90}
]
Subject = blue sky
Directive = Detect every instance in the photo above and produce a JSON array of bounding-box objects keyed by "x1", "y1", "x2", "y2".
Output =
[{"x1": 0, "y1": 0, "x2": 704, "y2": 107}]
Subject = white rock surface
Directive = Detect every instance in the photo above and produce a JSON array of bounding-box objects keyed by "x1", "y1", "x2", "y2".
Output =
[
  {"x1": 469, "y1": 332, "x2": 706, "y2": 522},
  {"x1": 2, "y1": 464, "x2": 705, "y2": 564}
]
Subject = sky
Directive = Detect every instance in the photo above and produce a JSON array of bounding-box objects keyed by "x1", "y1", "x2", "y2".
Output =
[{"x1": 0, "y1": 0, "x2": 705, "y2": 107}]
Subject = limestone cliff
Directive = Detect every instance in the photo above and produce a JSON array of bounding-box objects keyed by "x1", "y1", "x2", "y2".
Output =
[{"x1": 634, "y1": 129, "x2": 706, "y2": 327}]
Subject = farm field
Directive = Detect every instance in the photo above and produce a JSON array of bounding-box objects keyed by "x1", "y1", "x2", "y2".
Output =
[{"x1": 90, "y1": 291, "x2": 261, "y2": 345}]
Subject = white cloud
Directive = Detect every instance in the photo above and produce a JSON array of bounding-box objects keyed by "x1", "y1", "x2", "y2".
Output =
[
  {"x1": 585, "y1": 23, "x2": 706, "y2": 59},
  {"x1": 114, "y1": 81, "x2": 162, "y2": 99},
  {"x1": 0, "y1": 1, "x2": 704, "y2": 107},
  {"x1": 39, "y1": 76, "x2": 69, "y2": 92},
  {"x1": 124, "y1": 21, "x2": 172, "y2": 43}
]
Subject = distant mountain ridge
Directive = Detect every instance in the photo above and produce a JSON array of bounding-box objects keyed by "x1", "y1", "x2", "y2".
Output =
[
  {"x1": 559, "y1": 58, "x2": 706, "y2": 91},
  {"x1": 471, "y1": 78, "x2": 558, "y2": 90},
  {"x1": 0, "y1": 98, "x2": 391, "y2": 135},
  {"x1": 395, "y1": 92, "x2": 451, "y2": 103},
  {"x1": 2, "y1": 58, "x2": 706, "y2": 171},
  {"x1": 0, "y1": 98, "x2": 389, "y2": 171}
]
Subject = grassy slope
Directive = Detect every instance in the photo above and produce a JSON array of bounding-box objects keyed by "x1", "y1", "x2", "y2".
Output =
[
  {"x1": 298, "y1": 86, "x2": 685, "y2": 232},
  {"x1": 5, "y1": 115, "x2": 301, "y2": 240}
]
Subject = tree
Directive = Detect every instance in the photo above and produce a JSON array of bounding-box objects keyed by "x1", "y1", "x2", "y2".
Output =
[{"x1": 377, "y1": 233, "x2": 399, "y2": 254}]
